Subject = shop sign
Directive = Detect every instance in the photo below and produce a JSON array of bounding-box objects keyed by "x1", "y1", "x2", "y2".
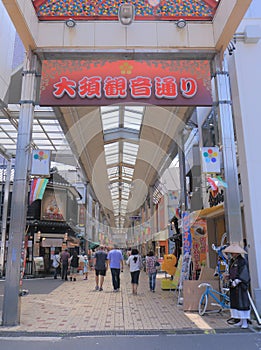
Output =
[
  {"x1": 201, "y1": 147, "x2": 221, "y2": 173},
  {"x1": 209, "y1": 188, "x2": 224, "y2": 207},
  {"x1": 78, "y1": 204, "x2": 85, "y2": 226},
  {"x1": 39, "y1": 59, "x2": 212, "y2": 106}
]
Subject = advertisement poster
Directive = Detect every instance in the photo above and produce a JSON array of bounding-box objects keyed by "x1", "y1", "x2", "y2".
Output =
[
  {"x1": 33, "y1": 257, "x2": 45, "y2": 272},
  {"x1": 41, "y1": 189, "x2": 66, "y2": 221},
  {"x1": 190, "y1": 218, "x2": 208, "y2": 278}
]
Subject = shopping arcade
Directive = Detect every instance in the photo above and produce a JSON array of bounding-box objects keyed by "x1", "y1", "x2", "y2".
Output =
[{"x1": 0, "y1": 0, "x2": 252, "y2": 326}]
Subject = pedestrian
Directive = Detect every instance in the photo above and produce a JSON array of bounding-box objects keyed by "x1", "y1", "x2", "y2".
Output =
[
  {"x1": 69, "y1": 250, "x2": 79, "y2": 281},
  {"x1": 145, "y1": 250, "x2": 159, "y2": 292},
  {"x1": 107, "y1": 245, "x2": 124, "y2": 292},
  {"x1": 60, "y1": 247, "x2": 70, "y2": 281},
  {"x1": 126, "y1": 248, "x2": 142, "y2": 295},
  {"x1": 83, "y1": 254, "x2": 89, "y2": 280},
  {"x1": 51, "y1": 249, "x2": 61, "y2": 279},
  {"x1": 224, "y1": 242, "x2": 250, "y2": 329},
  {"x1": 93, "y1": 245, "x2": 108, "y2": 291}
]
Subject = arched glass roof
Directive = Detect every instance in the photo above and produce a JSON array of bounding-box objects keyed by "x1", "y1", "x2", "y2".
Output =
[
  {"x1": 101, "y1": 105, "x2": 144, "y2": 228},
  {"x1": 0, "y1": 104, "x2": 72, "y2": 162}
]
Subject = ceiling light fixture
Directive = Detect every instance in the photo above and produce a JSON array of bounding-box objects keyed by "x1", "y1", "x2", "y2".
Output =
[
  {"x1": 65, "y1": 18, "x2": 76, "y2": 28},
  {"x1": 118, "y1": 4, "x2": 135, "y2": 26},
  {"x1": 176, "y1": 19, "x2": 187, "y2": 29}
]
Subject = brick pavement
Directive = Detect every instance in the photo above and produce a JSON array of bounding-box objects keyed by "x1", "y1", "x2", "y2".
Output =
[{"x1": 0, "y1": 269, "x2": 246, "y2": 334}]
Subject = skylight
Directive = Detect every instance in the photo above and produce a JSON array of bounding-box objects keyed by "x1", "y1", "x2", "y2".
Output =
[{"x1": 101, "y1": 106, "x2": 144, "y2": 228}]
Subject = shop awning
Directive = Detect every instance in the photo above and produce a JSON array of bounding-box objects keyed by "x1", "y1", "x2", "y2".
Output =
[
  {"x1": 197, "y1": 204, "x2": 224, "y2": 218},
  {"x1": 87, "y1": 240, "x2": 100, "y2": 250}
]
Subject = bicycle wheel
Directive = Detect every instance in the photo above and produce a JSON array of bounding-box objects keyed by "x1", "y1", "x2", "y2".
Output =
[{"x1": 198, "y1": 293, "x2": 208, "y2": 316}]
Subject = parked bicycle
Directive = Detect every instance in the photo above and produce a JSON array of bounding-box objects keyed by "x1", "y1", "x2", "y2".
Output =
[{"x1": 198, "y1": 282, "x2": 230, "y2": 316}]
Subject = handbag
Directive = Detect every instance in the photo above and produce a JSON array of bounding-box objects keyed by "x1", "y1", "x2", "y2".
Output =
[{"x1": 154, "y1": 260, "x2": 161, "y2": 271}]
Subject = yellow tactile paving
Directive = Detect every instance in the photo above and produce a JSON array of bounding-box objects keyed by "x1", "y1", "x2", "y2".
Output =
[{"x1": 0, "y1": 269, "x2": 233, "y2": 333}]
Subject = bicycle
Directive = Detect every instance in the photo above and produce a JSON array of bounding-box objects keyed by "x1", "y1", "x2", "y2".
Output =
[{"x1": 198, "y1": 282, "x2": 230, "y2": 316}]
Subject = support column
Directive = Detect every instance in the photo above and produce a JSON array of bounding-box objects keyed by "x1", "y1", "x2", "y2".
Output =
[
  {"x1": 149, "y1": 186, "x2": 154, "y2": 240},
  {"x1": 86, "y1": 183, "x2": 93, "y2": 242},
  {"x1": 212, "y1": 54, "x2": 243, "y2": 243},
  {"x1": 178, "y1": 132, "x2": 188, "y2": 213},
  {"x1": 95, "y1": 202, "x2": 100, "y2": 243},
  {"x1": 0, "y1": 158, "x2": 12, "y2": 277},
  {"x1": 2, "y1": 53, "x2": 38, "y2": 326}
]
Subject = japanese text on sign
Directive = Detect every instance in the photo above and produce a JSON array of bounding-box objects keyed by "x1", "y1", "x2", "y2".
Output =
[
  {"x1": 52, "y1": 75, "x2": 197, "y2": 100},
  {"x1": 39, "y1": 59, "x2": 212, "y2": 106}
]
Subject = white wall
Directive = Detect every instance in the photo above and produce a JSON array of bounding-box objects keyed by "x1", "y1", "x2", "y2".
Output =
[{"x1": 228, "y1": 0, "x2": 261, "y2": 294}]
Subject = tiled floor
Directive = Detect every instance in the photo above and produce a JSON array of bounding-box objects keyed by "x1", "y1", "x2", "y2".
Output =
[{"x1": 0, "y1": 269, "x2": 241, "y2": 334}]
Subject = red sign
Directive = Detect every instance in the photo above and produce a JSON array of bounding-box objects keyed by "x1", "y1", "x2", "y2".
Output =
[{"x1": 39, "y1": 60, "x2": 212, "y2": 106}]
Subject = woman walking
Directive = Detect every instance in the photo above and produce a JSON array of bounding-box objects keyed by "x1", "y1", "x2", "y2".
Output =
[
  {"x1": 146, "y1": 251, "x2": 159, "y2": 292},
  {"x1": 69, "y1": 250, "x2": 79, "y2": 281},
  {"x1": 126, "y1": 248, "x2": 142, "y2": 295}
]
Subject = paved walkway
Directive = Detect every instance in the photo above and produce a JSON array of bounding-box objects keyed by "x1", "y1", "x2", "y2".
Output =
[{"x1": 0, "y1": 269, "x2": 257, "y2": 335}]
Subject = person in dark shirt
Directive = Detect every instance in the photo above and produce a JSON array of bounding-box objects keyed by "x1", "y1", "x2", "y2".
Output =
[
  {"x1": 93, "y1": 245, "x2": 108, "y2": 291},
  {"x1": 60, "y1": 248, "x2": 70, "y2": 281},
  {"x1": 69, "y1": 250, "x2": 79, "y2": 281}
]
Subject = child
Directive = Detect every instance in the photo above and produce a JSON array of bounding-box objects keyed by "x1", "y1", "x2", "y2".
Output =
[{"x1": 83, "y1": 255, "x2": 89, "y2": 280}]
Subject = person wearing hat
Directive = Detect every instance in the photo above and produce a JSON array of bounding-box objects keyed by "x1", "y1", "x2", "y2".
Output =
[{"x1": 224, "y1": 242, "x2": 250, "y2": 329}]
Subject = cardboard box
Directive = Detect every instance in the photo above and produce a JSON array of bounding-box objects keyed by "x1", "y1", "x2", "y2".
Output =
[{"x1": 183, "y1": 279, "x2": 221, "y2": 311}]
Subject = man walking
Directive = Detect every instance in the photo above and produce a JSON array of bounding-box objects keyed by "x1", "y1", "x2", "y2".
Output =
[
  {"x1": 60, "y1": 248, "x2": 70, "y2": 281},
  {"x1": 51, "y1": 249, "x2": 61, "y2": 279},
  {"x1": 93, "y1": 245, "x2": 108, "y2": 291},
  {"x1": 107, "y1": 245, "x2": 124, "y2": 292}
]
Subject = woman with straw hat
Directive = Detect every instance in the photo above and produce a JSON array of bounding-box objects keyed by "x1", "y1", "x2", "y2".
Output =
[{"x1": 224, "y1": 242, "x2": 250, "y2": 329}]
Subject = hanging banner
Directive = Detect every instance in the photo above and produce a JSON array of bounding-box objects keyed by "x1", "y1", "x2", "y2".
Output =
[
  {"x1": 181, "y1": 211, "x2": 192, "y2": 281},
  {"x1": 29, "y1": 178, "x2": 49, "y2": 204},
  {"x1": 31, "y1": 150, "x2": 51, "y2": 176},
  {"x1": 201, "y1": 147, "x2": 220, "y2": 173},
  {"x1": 39, "y1": 59, "x2": 212, "y2": 106},
  {"x1": 182, "y1": 211, "x2": 192, "y2": 255}
]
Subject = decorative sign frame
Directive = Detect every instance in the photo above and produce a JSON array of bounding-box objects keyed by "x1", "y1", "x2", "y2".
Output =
[{"x1": 40, "y1": 60, "x2": 212, "y2": 107}]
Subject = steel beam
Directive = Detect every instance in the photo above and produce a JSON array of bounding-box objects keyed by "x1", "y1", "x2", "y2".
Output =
[
  {"x1": 2, "y1": 53, "x2": 38, "y2": 326},
  {"x1": 212, "y1": 54, "x2": 243, "y2": 243}
]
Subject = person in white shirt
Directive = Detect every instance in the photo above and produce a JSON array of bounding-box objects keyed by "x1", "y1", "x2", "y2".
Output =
[
  {"x1": 126, "y1": 248, "x2": 142, "y2": 295},
  {"x1": 51, "y1": 250, "x2": 61, "y2": 279}
]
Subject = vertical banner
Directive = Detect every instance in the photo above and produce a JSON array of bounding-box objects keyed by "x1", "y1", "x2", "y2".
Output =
[
  {"x1": 181, "y1": 211, "x2": 192, "y2": 280},
  {"x1": 182, "y1": 211, "x2": 192, "y2": 255},
  {"x1": 29, "y1": 178, "x2": 49, "y2": 204},
  {"x1": 31, "y1": 150, "x2": 51, "y2": 176},
  {"x1": 78, "y1": 204, "x2": 86, "y2": 227},
  {"x1": 201, "y1": 147, "x2": 220, "y2": 173},
  {"x1": 190, "y1": 218, "x2": 208, "y2": 279},
  {"x1": 178, "y1": 211, "x2": 192, "y2": 304}
]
